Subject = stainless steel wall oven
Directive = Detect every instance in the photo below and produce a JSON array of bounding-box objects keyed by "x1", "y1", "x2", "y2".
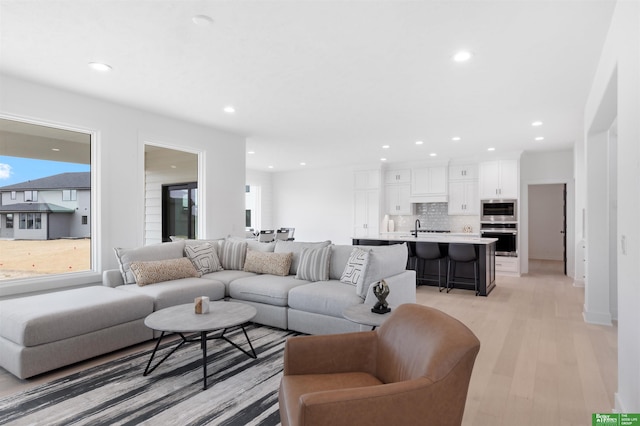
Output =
[{"x1": 480, "y1": 223, "x2": 517, "y2": 257}]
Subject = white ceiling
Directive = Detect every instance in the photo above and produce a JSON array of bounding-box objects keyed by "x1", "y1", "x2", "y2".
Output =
[{"x1": 0, "y1": 0, "x2": 615, "y2": 172}]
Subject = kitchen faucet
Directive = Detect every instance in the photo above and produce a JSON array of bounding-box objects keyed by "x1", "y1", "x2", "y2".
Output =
[{"x1": 414, "y1": 219, "x2": 421, "y2": 238}]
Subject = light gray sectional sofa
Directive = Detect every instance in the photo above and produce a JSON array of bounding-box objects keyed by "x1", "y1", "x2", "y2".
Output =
[{"x1": 0, "y1": 238, "x2": 416, "y2": 379}]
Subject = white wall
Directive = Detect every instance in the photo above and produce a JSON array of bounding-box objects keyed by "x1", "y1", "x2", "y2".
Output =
[
  {"x1": 520, "y1": 149, "x2": 575, "y2": 276},
  {"x1": 271, "y1": 166, "x2": 354, "y2": 244},
  {"x1": 246, "y1": 169, "x2": 274, "y2": 231},
  {"x1": 580, "y1": 0, "x2": 640, "y2": 413},
  {"x1": 528, "y1": 184, "x2": 565, "y2": 261},
  {"x1": 0, "y1": 74, "x2": 246, "y2": 296}
]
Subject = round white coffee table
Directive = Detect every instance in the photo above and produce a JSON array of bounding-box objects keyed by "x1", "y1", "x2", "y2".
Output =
[
  {"x1": 143, "y1": 301, "x2": 257, "y2": 390},
  {"x1": 343, "y1": 304, "x2": 393, "y2": 330}
]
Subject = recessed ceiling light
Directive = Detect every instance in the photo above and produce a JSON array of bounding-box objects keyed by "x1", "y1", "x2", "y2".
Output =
[
  {"x1": 247, "y1": 150, "x2": 255, "y2": 154},
  {"x1": 268, "y1": 165, "x2": 274, "y2": 169},
  {"x1": 535, "y1": 136, "x2": 545, "y2": 141},
  {"x1": 531, "y1": 121, "x2": 543, "y2": 127},
  {"x1": 453, "y1": 50, "x2": 472, "y2": 62},
  {"x1": 382, "y1": 145, "x2": 390, "y2": 149},
  {"x1": 487, "y1": 147, "x2": 496, "y2": 151},
  {"x1": 415, "y1": 141, "x2": 424, "y2": 145},
  {"x1": 88, "y1": 62, "x2": 112, "y2": 72},
  {"x1": 451, "y1": 136, "x2": 461, "y2": 141},
  {"x1": 51, "y1": 148, "x2": 60, "y2": 152},
  {"x1": 223, "y1": 106, "x2": 235, "y2": 113},
  {"x1": 380, "y1": 158, "x2": 387, "y2": 161},
  {"x1": 429, "y1": 153, "x2": 437, "y2": 157},
  {"x1": 192, "y1": 14, "x2": 214, "y2": 26},
  {"x1": 300, "y1": 162, "x2": 306, "y2": 166}
]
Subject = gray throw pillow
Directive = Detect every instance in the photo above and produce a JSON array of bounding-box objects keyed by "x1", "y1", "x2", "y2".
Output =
[{"x1": 295, "y1": 245, "x2": 332, "y2": 281}]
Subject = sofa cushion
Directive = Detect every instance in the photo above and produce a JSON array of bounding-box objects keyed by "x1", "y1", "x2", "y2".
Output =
[
  {"x1": 0, "y1": 287, "x2": 154, "y2": 347},
  {"x1": 275, "y1": 240, "x2": 332, "y2": 275},
  {"x1": 229, "y1": 275, "x2": 311, "y2": 307},
  {"x1": 201, "y1": 270, "x2": 257, "y2": 286},
  {"x1": 185, "y1": 242, "x2": 223, "y2": 274},
  {"x1": 114, "y1": 241, "x2": 186, "y2": 284},
  {"x1": 130, "y1": 257, "x2": 201, "y2": 286},
  {"x1": 295, "y1": 246, "x2": 332, "y2": 281},
  {"x1": 243, "y1": 250, "x2": 293, "y2": 276},
  {"x1": 219, "y1": 239, "x2": 248, "y2": 270},
  {"x1": 340, "y1": 247, "x2": 370, "y2": 294},
  {"x1": 288, "y1": 280, "x2": 364, "y2": 318},
  {"x1": 360, "y1": 243, "x2": 409, "y2": 293},
  {"x1": 117, "y1": 277, "x2": 225, "y2": 311}
]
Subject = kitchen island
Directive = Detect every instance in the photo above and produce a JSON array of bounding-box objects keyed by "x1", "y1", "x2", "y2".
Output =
[{"x1": 352, "y1": 234, "x2": 497, "y2": 296}]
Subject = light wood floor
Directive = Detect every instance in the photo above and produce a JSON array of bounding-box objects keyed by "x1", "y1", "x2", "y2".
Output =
[{"x1": 0, "y1": 260, "x2": 617, "y2": 426}]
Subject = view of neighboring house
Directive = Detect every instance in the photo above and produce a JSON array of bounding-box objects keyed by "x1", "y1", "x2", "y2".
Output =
[{"x1": 0, "y1": 172, "x2": 90, "y2": 240}]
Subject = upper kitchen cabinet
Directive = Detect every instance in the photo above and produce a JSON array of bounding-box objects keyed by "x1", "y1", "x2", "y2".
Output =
[
  {"x1": 449, "y1": 181, "x2": 479, "y2": 215},
  {"x1": 354, "y1": 169, "x2": 381, "y2": 190},
  {"x1": 410, "y1": 166, "x2": 447, "y2": 200},
  {"x1": 384, "y1": 169, "x2": 411, "y2": 185},
  {"x1": 479, "y1": 159, "x2": 519, "y2": 199},
  {"x1": 385, "y1": 184, "x2": 412, "y2": 215},
  {"x1": 449, "y1": 164, "x2": 478, "y2": 181}
]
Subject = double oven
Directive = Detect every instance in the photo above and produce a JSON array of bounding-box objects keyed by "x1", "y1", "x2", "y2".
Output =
[{"x1": 480, "y1": 199, "x2": 518, "y2": 257}]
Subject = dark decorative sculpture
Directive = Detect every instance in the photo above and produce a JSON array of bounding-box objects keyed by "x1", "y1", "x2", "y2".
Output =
[{"x1": 371, "y1": 279, "x2": 391, "y2": 314}]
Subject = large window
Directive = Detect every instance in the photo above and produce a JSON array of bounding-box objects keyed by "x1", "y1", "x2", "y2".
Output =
[
  {"x1": 19, "y1": 213, "x2": 42, "y2": 229},
  {"x1": 0, "y1": 117, "x2": 92, "y2": 283}
]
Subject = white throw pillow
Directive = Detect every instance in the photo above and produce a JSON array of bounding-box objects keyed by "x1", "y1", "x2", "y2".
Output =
[
  {"x1": 219, "y1": 239, "x2": 248, "y2": 270},
  {"x1": 340, "y1": 247, "x2": 370, "y2": 297}
]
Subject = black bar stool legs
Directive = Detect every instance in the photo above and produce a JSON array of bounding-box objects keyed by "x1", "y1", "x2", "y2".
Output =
[
  {"x1": 415, "y1": 242, "x2": 446, "y2": 291},
  {"x1": 446, "y1": 244, "x2": 479, "y2": 296}
]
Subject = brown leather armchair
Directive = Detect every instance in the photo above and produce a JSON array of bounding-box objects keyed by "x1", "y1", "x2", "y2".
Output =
[{"x1": 279, "y1": 303, "x2": 480, "y2": 426}]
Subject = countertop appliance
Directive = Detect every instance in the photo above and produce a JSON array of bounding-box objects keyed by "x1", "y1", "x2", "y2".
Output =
[{"x1": 481, "y1": 199, "x2": 517, "y2": 222}]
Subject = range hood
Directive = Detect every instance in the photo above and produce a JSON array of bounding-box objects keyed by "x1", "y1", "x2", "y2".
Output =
[{"x1": 409, "y1": 195, "x2": 448, "y2": 203}]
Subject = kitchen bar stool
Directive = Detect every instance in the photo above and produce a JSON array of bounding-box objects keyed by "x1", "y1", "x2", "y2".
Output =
[
  {"x1": 415, "y1": 242, "x2": 447, "y2": 292},
  {"x1": 446, "y1": 244, "x2": 479, "y2": 296}
]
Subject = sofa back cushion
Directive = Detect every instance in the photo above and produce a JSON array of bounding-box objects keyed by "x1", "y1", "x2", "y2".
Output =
[
  {"x1": 274, "y1": 240, "x2": 331, "y2": 275},
  {"x1": 114, "y1": 241, "x2": 186, "y2": 284}
]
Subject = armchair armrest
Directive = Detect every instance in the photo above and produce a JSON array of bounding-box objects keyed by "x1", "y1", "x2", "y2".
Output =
[
  {"x1": 283, "y1": 331, "x2": 377, "y2": 376},
  {"x1": 297, "y1": 378, "x2": 438, "y2": 426}
]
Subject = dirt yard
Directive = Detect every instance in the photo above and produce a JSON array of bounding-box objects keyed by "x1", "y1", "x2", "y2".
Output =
[{"x1": 0, "y1": 239, "x2": 91, "y2": 280}]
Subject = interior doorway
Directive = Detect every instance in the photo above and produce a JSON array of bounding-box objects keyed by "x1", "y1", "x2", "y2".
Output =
[{"x1": 528, "y1": 183, "x2": 567, "y2": 275}]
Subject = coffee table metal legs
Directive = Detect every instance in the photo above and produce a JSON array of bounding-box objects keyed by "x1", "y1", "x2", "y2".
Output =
[{"x1": 143, "y1": 324, "x2": 257, "y2": 390}]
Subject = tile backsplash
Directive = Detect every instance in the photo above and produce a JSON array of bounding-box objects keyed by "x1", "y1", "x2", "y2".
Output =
[
  {"x1": 389, "y1": 202, "x2": 480, "y2": 234},
  {"x1": 415, "y1": 202, "x2": 449, "y2": 230}
]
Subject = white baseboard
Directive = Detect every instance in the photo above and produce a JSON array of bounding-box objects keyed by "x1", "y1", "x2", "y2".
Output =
[
  {"x1": 573, "y1": 278, "x2": 585, "y2": 288},
  {"x1": 583, "y1": 305, "x2": 613, "y2": 326}
]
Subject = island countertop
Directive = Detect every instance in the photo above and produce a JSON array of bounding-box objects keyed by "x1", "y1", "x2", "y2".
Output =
[{"x1": 355, "y1": 233, "x2": 498, "y2": 245}]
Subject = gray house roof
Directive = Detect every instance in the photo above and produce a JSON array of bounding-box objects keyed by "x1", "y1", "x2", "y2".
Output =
[
  {"x1": 0, "y1": 172, "x2": 90, "y2": 191},
  {"x1": 0, "y1": 203, "x2": 75, "y2": 213}
]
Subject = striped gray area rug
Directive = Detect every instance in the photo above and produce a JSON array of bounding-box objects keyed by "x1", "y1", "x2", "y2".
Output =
[{"x1": 0, "y1": 325, "x2": 300, "y2": 426}]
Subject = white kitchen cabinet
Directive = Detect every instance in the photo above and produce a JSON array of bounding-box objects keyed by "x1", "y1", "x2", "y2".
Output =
[
  {"x1": 479, "y1": 159, "x2": 519, "y2": 199},
  {"x1": 448, "y1": 181, "x2": 479, "y2": 215},
  {"x1": 385, "y1": 184, "x2": 411, "y2": 215},
  {"x1": 354, "y1": 169, "x2": 380, "y2": 190},
  {"x1": 354, "y1": 189, "x2": 380, "y2": 237},
  {"x1": 384, "y1": 169, "x2": 411, "y2": 185},
  {"x1": 495, "y1": 256, "x2": 520, "y2": 275},
  {"x1": 411, "y1": 166, "x2": 447, "y2": 196},
  {"x1": 449, "y1": 164, "x2": 478, "y2": 181}
]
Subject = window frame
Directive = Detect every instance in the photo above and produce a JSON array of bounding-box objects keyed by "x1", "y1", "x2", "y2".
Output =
[{"x1": 0, "y1": 114, "x2": 100, "y2": 297}]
